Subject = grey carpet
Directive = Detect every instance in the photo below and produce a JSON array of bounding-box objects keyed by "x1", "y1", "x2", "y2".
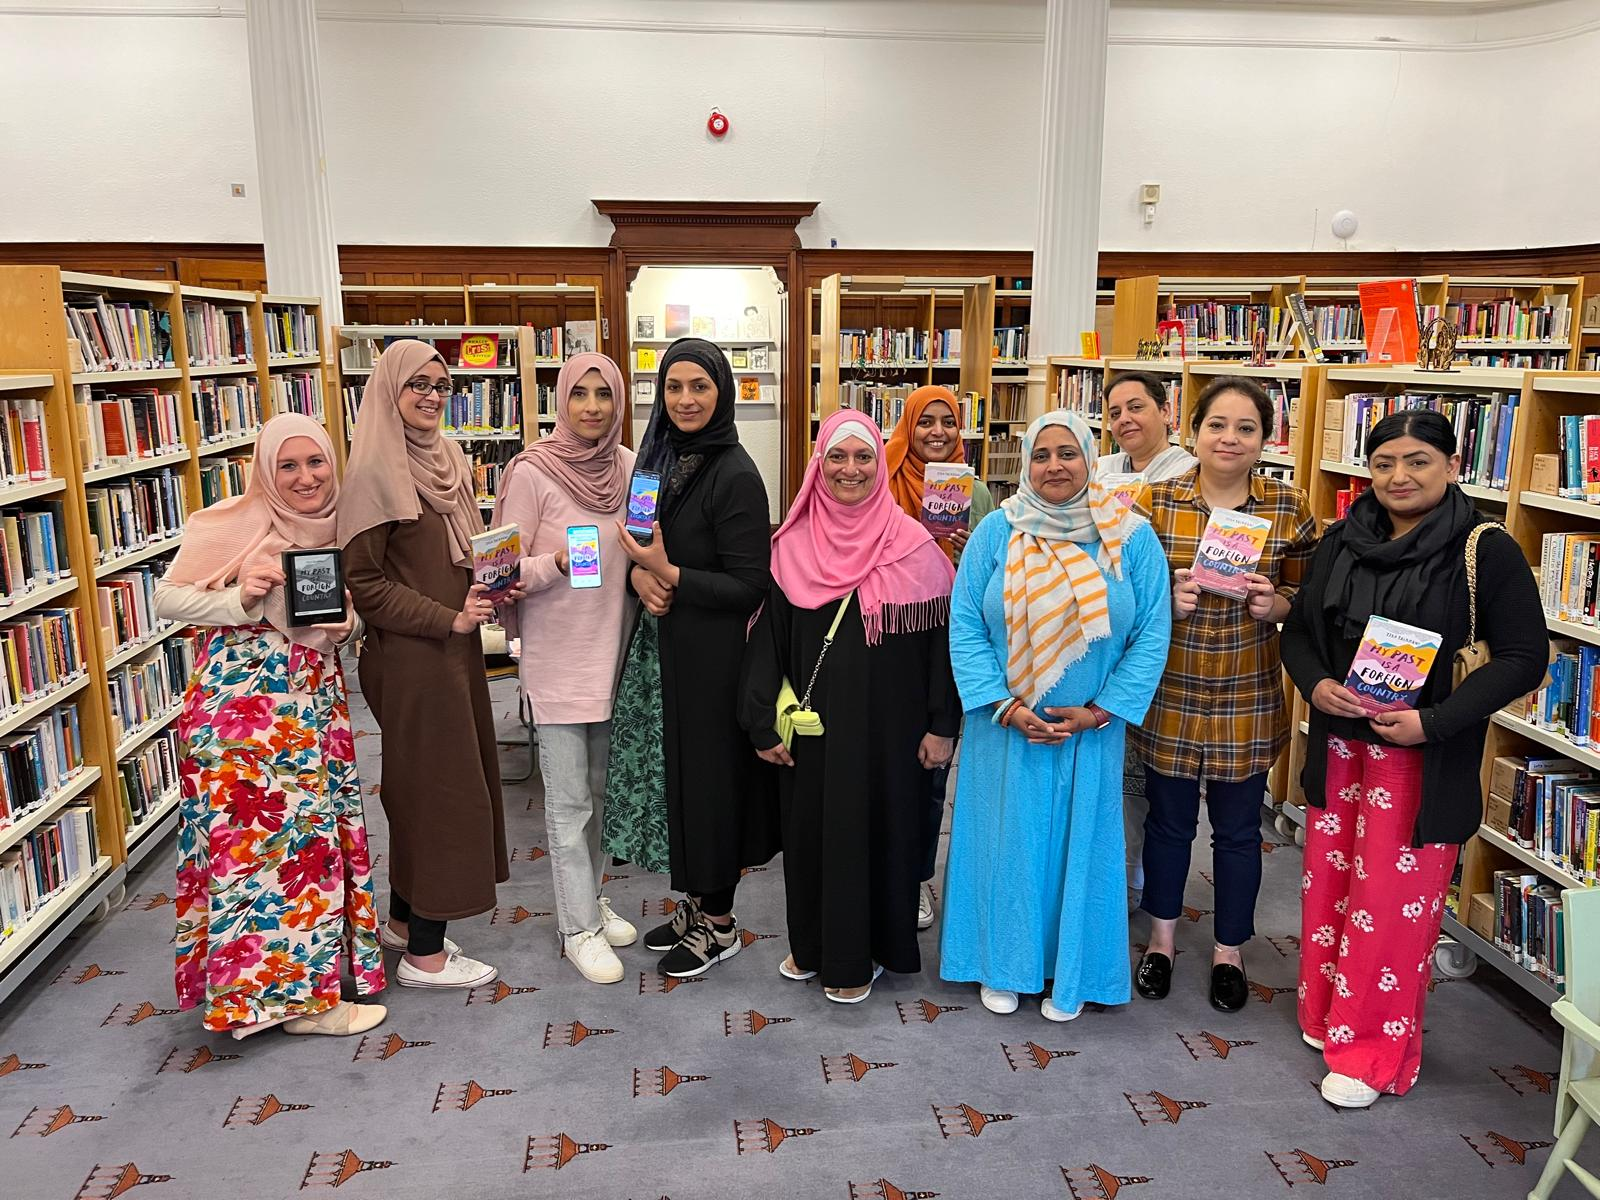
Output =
[{"x1": 0, "y1": 674, "x2": 1595, "y2": 1199}]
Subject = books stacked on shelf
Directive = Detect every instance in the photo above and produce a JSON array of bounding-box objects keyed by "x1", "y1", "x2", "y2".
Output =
[
  {"x1": 1538, "y1": 534, "x2": 1600, "y2": 623},
  {"x1": 1323, "y1": 391, "x2": 1518, "y2": 491},
  {"x1": 443, "y1": 379, "x2": 521, "y2": 437},
  {"x1": 191, "y1": 378, "x2": 261, "y2": 444},
  {"x1": 0, "y1": 702, "x2": 86, "y2": 827},
  {"x1": 536, "y1": 385, "x2": 556, "y2": 422},
  {"x1": 62, "y1": 293, "x2": 172, "y2": 373},
  {"x1": 985, "y1": 432, "x2": 1022, "y2": 483},
  {"x1": 0, "y1": 608, "x2": 87, "y2": 711},
  {"x1": 262, "y1": 303, "x2": 319, "y2": 360},
  {"x1": 992, "y1": 326, "x2": 1028, "y2": 361},
  {"x1": 1461, "y1": 350, "x2": 1568, "y2": 370},
  {"x1": 267, "y1": 371, "x2": 323, "y2": 420},
  {"x1": 1311, "y1": 303, "x2": 1363, "y2": 346},
  {"x1": 182, "y1": 299, "x2": 253, "y2": 368},
  {"x1": 1332, "y1": 476, "x2": 1370, "y2": 520},
  {"x1": 86, "y1": 469, "x2": 186, "y2": 564},
  {"x1": 1487, "y1": 754, "x2": 1599, "y2": 886},
  {"x1": 198, "y1": 457, "x2": 251, "y2": 507},
  {"x1": 1171, "y1": 302, "x2": 1291, "y2": 348},
  {"x1": 119, "y1": 728, "x2": 179, "y2": 831},
  {"x1": 840, "y1": 328, "x2": 928, "y2": 367},
  {"x1": 105, "y1": 638, "x2": 191, "y2": 746},
  {"x1": 1519, "y1": 639, "x2": 1600, "y2": 749},
  {"x1": 931, "y1": 329, "x2": 961, "y2": 362},
  {"x1": 838, "y1": 381, "x2": 916, "y2": 433},
  {"x1": 342, "y1": 385, "x2": 360, "y2": 436},
  {"x1": 959, "y1": 390, "x2": 985, "y2": 435},
  {"x1": 469, "y1": 442, "x2": 521, "y2": 508},
  {"x1": 992, "y1": 383, "x2": 1027, "y2": 423},
  {"x1": 1266, "y1": 381, "x2": 1297, "y2": 453},
  {"x1": 1491, "y1": 871, "x2": 1566, "y2": 991},
  {"x1": 96, "y1": 565, "x2": 165, "y2": 655},
  {"x1": 1448, "y1": 296, "x2": 1571, "y2": 345},
  {"x1": 1054, "y1": 368, "x2": 1104, "y2": 421},
  {"x1": 0, "y1": 397, "x2": 50, "y2": 485},
  {"x1": 1551, "y1": 414, "x2": 1600, "y2": 501},
  {"x1": 530, "y1": 328, "x2": 565, "y2": 361},
  {"x1": 0, "y1": 806, "x2": 100, "y2": 940},
  {"x1": 0, "y1": 506, "x2": 69, "y2": 603},
  {"x1": 74, "y1": 386, "x2": 184, "y2": 471}
]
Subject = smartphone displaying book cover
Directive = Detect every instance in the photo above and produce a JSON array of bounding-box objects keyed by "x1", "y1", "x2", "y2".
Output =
[
  {"x1": 471, "y1": 523, "x2": 522, "y2": 603},
  {"x1": 567, "y1": 525, "x2": 602, "y2": 590},
  {"x1": 1190, "y1": 508, "x2": 1272, "y2": 599},
  {"x1": 282, "y1": 549, "x2": 346, "y2": 626},
  {"x1": 921, "y1": 462, "x2": 975, "y2": 537},
  {"x1": 625, "y1": 470, "x2": 661, "y2": 543},
  {"x1": 1344, "y1": 615, "x2": 1444, "y2": 716}
]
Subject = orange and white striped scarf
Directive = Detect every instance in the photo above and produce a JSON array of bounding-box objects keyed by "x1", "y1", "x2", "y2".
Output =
[{"x1": 1000, "y1": 411, "x2": 1134, "y2": 707}]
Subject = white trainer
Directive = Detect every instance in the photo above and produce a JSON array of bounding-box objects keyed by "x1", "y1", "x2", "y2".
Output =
[
  {"x1": 1320, "y1": 1071, "x2": 1381, "y2": 1109},
  {"x1": 1303, "y1": 1031, "x2": 1325, "y2": 1051},
  {"x1": 1041, "y1": 997, "x2": 1085, "y2": 1022},
  {"x1": 980, "y1": 985, "x2": 1019, "y2": 1014},
  {"x1": 396, "y1": 951, "x2": 498, "y2": 990},
  {"x1": 917, "y1": 882, "x2": 936, "y2": 930},
  {"x1": 379, "y1": 923, "x2": 460, "y2": 957},
  {"x1": 598, "y1": 897, "x2": 638, "y2": 948},
  {"x1": 565, "y1": 930, "x2": 625, "y2": 984}
]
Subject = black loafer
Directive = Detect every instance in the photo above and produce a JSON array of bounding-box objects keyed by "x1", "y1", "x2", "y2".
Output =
[
  {"x1": 1209, "y1": 962, "x2": 1248, "y2": 1012},
  {"x1": 1134, "y1": 951, "x2": 1173, "y2": 1000}
]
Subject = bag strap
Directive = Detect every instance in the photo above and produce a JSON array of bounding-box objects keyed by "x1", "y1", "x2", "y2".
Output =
[
  {"x1": 1463, "y1": 522, "x2": 1505, "y2": 645},
  {"x1": 798, "y1": 592, "x2": 854, "y2": 711}
]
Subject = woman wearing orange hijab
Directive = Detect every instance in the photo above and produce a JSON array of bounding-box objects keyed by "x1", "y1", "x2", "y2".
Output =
[{"x1": 883, "y1": 386, "x2": 996, "y2": 931}]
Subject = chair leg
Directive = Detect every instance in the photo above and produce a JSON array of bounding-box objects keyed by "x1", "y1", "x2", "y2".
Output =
[{"x1": 1529, "y1": 1107, "x2": 1592, "y2": 1200}]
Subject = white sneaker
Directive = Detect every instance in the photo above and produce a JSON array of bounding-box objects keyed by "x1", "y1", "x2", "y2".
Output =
[
  {"x1": 396, "y1": 951, "x2": 498, "y2": 990},
  {"x1": 598, "y1": 897, "x2": 637, "y2": 947},
  {"x1": 379, "y1": 922, "x2": 460, "y2": 957},
  {"x1": 565, "y1": 930, "x2": 624, "y2": 984},
  {"x1": 1041, "y1": 997, "x2": 1085, "y2": 1022},
  {"x1": 917, "y1": 882, "x2": 936, "y2": 930},
  {"x1": 1320, "y1": 1071, "x2": 1381, "y2": 1109},
  {"x1": 1303, "y1": 1031, "x2": 1325, "y2": 1051},
  {"x1": 980, "y1": 985, "x2": 1019, "y2": 1014}
]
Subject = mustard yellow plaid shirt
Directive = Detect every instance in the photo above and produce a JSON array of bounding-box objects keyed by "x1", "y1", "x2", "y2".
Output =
[{"x1": 1129, "y1": 468, "x2": 1318, "y2": 782}]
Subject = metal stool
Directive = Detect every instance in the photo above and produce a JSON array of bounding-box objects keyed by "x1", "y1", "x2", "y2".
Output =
[{"x1": 497, "y1": 686, "x2": 537, "y2": 783}]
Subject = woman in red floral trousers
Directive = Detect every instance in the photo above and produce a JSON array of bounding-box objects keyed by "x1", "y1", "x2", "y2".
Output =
[{"x1": 1281, "y1": 410, "x2": 1546, "y2": 1108}]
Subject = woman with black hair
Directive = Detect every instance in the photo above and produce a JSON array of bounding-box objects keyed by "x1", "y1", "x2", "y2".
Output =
[
  {"x1": 605, "y1": 338, "x2": 779, "y2": 978},
  {"x1": 1281, "y1": 409, "x2": 1545, "y2": 1108}
]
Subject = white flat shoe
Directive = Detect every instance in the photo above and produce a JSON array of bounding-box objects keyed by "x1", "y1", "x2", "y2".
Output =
[
  {"x1": 397, "y1": 951, "x2": 498, "y2": 990},
  {"x1": 282, "y1": 1001, "x2": 387, "y2": 1037},
  {"x1": 980, "y1": 985, "x2": 1019, "y2": 1014},
  {"x1": 917, "y1": 882, "x2": 936, "y2": 931},
  {"x1": 1320, "y1": 1071, "x2": 1381, "y2": 1108},
  {"x1": 778, "y1": 954, "x2": 817, "y2": 981},
  {"x1": 1041, "y1": 997, "x2": 1085, "y2": 1022},
  {"x1": 598, "y1": 897, "x2": 637, "y2": 948},
  {"x1": 825, "y1": 964, "x2": 884, "y2": 1004},
  {"x1": 379, "y1": 923, "x2": 460, "y2": 956},
  {"x1": 1303, "y1": 1030, "x2": 1325, "y2": 1051},
  {"x1": 565, "y1": 930, "x2": 624, "y2": 984}
]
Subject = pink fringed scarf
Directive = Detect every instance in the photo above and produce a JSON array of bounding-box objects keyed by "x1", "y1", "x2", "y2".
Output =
[{"x1": 770, "y1": 411, "x2": 954, "y2": 643}]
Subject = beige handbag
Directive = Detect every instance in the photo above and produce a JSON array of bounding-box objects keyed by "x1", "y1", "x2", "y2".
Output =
[{"x1": 1452, "y1": 522, "x2": 1553, "y2": 688}]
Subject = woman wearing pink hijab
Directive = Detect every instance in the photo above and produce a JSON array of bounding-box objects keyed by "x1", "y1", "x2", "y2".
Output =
[
  {"x1": 158, "y1": 414, "x2": 386, "y2": 1038},
  {"x1": 740, "y1": 411, "x2": 960, "y2": 1004},
  {"x1": 493, "y1": 352, "x2": 640, "y2": 986}
]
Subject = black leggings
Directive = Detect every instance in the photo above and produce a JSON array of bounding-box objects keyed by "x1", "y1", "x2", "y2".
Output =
[
  {"x1": 391, "y1": 892, "x2": 448, "y2": 957},
  {"x1": 697, "y1": 883, "x2": 738, "y2": 920}
]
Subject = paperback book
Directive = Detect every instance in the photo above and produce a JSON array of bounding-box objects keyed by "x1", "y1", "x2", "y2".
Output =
[
  {"x1": 472, "y1": 524, "x2": 522, "y2": 603},
  {"x1": 920, "y1": 463, "x2": 975, "y2": 537},
  {"x1": 1190, "y1": 508, "x2": 1272, "y2": 599},
  {"x1": 1344, "y1": 615, "x2": 1443, "y2": 716}
]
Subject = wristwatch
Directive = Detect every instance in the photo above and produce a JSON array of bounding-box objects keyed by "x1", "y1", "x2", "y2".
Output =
[{"x1": 1086, "y1": 703, "x2": 1112, "y2": 730}]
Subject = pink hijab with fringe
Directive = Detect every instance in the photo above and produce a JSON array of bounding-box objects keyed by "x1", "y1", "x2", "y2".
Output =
[{"x1": 770, "y1": 410, "x2": 954, "y2": 644}]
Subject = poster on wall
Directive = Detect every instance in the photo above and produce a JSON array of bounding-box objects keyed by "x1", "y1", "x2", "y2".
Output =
[
  {"x1": 665, "y1": 305, "x2": 690, "y2": 338},
  {"x1": 691, "y1": 315, "x2": 717, "y2": 338},
  {"x1": 740, "y1": 306, "x2": 771, "y2": 340},
  {"x1": 636, "y1": 315, "x2": 656, "y2": 339}
]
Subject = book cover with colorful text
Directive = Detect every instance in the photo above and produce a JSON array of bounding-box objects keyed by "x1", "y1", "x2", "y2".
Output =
[
  {"x1": 1344, "y1": 615, "x2": 1443, "y2": 715},
  {"x1": 1190, "y1": 508, "x2": 1272, "y2": 599},
  {"x1": 471, "y1": 523, "x2": 522, "y2": 603},
  {"x1": 920, "y1": 463, "x2": 975, "y2": 536}
]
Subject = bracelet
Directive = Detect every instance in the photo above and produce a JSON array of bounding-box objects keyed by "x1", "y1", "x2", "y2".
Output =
[{"x1": 993, "y1": 697, "x2": 1022, "y2": 728}]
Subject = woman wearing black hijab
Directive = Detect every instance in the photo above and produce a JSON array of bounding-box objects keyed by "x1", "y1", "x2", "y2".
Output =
[{"x1": 607, "y1": 338, "x2": 778, "y2": 977}]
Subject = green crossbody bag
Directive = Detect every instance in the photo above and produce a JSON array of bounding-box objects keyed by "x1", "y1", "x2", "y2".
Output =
[{"x1": 775, "y1": 592, "x2": 854, "y2": 751}]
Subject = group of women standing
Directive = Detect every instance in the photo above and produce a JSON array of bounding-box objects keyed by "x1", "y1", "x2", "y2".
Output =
[{"x1": 164, "y1": 341, "x2": 1548, "y2": 1112}]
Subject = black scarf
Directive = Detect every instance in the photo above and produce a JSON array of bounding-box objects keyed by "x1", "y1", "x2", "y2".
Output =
[
  {"x1": 636, "y1": 338, "x2": 742, "y2": 526},
  {"x1": 1321, "y1": 484, "x2": 1478, "y2": 639}
]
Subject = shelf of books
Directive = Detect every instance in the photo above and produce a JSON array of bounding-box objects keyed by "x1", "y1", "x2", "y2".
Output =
[
  {"x1": 0, "y1": 264, "x2": 337, "y2": 1004},
  {"x1": 1182, "y1": 361, "x2": 1326, "y2": 489}
]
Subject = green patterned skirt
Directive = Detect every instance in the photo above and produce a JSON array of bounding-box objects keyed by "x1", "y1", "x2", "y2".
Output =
[{"x1": 601, "y1": 610, "x2": 670, "y2": 875}]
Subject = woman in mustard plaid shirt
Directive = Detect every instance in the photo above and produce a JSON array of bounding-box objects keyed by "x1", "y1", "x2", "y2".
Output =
[{"x1": 1130, "y1": 376, "x2": 1318, "y2": 1012}]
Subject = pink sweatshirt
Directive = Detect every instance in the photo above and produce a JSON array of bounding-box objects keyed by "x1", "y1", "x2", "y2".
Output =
[{"x1": 500, "y1": 446, "x2": 637, "y2": 725}]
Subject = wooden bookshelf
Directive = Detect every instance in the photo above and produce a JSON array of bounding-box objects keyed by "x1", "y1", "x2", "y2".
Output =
[{"x1": 0, "y1": 265, "x2": 333, "y2": 1004}]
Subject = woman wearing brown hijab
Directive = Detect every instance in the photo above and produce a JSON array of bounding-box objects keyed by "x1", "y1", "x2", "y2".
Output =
[{"x1": 339, "y1": 339, "x2": 515, "y2": 989}]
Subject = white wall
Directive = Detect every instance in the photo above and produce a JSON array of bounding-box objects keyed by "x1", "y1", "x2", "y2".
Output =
[{"x1": 2, "y1": 0, "x2": 1599, "y2": 252}]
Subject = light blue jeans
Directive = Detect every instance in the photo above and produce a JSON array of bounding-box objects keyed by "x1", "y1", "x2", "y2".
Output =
[{"x1": 535, "y1": 721, "x2": 612, "y2": 937}]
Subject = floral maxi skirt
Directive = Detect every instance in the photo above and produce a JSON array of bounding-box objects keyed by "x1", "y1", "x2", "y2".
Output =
[{"x1": 174, "y1": 625, "x2": 385, "y2": 1031}]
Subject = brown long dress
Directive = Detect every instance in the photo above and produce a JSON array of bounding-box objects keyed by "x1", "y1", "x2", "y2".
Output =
[{"x1": 345, "y1": 506, "x2": 508, "y2": 921}]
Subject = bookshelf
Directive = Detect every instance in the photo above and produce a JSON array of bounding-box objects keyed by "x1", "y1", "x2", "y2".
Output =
[
  {"x1": 1444, "y1": 277, "x2": 1585, "y2": 371},
  {"x1": 0, "y1": 265, "x2": 333, "y2": 1005}
]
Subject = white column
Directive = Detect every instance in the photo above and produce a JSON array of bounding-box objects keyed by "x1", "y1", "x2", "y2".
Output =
[
  {"x1": 1029, "y1": 0, "x2": 1109, "y2": 358},
  {"x1": 244, "y1": 0, "x2": 343, "y2": 327}
]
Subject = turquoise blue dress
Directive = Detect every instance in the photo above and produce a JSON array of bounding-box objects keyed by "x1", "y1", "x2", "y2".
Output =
[{"x1": 939, "y1": 511, "x2": 1172, "y2": 1009}]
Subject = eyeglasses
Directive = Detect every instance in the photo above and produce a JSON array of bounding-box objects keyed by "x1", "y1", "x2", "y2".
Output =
[{"x1": 406, "y1": 379, "x2": 453, "y2": 397}]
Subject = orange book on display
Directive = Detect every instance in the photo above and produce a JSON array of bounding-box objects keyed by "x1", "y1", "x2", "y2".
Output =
[{"x1": 1357, "y1": 279, "x2": 1421, "y2": 364}]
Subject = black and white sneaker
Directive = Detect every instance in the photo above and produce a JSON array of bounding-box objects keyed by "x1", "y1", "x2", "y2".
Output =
[
  {"x1": 643, "y1": 894, "x2": 702, "y2": 953},
  {"x1": 658, "y1": 919, "x2": 742, "y2": 978}
]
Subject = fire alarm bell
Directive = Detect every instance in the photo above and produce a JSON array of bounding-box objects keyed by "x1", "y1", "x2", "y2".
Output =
[{"x1": 707, "y1": 109, "x2": 730, "y2": 138}]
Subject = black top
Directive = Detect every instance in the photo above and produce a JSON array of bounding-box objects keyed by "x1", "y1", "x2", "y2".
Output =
[{"x1": 1280, "y1": 512, "x2": 1548, "y2": 845}]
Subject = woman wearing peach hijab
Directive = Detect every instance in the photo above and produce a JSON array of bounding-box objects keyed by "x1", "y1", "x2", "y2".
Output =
[
  {"x1": 883, "y1": 386, "x2": 995, "y2": 932},
  {"x1": 339, "y1": 339, "x2": 515, "y2": 991},
  {"x1": 159, "y1": 414, "x2": 385, "y2": 1038}
]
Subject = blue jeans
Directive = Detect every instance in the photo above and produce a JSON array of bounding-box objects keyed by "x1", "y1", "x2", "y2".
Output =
[{"x1": 1140, "y1": 766, "x2": 1268, "y2": 948}]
